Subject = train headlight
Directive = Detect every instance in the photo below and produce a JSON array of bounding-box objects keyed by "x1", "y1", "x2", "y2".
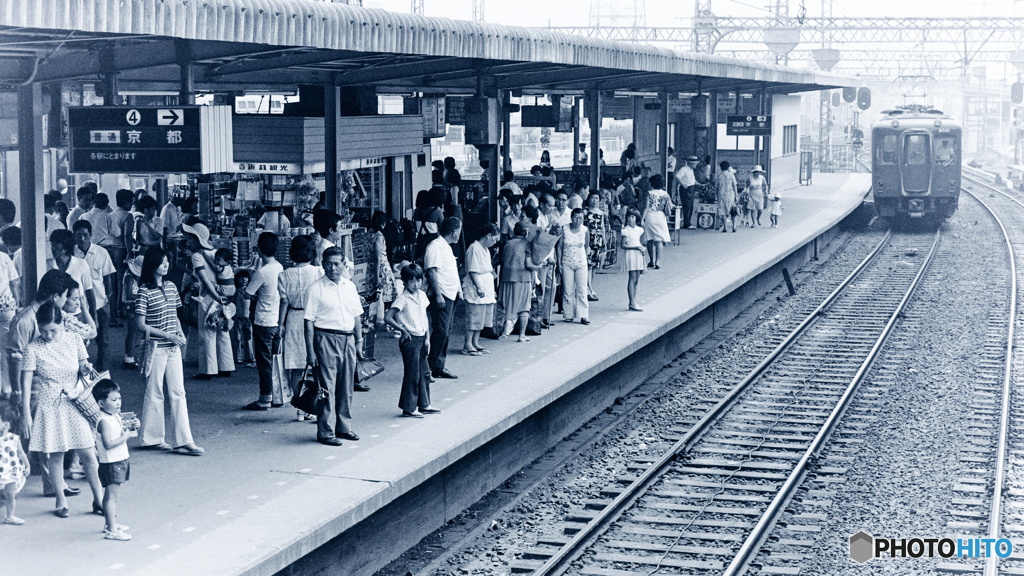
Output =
[
  {"x1": 891, "y1": 120, "x2": 899, "y2": 128},
  {"x1": 934, "y1": 120, "x2": 942, "y2": 127}
]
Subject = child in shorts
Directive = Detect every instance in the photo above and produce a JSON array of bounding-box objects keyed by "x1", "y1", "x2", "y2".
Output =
[
  {"x1": 0, "y1": 411, "x2": 29, "y2": 525},
  {"x1": 92, "y1": 379, "x2": 138, "y2": 541}
]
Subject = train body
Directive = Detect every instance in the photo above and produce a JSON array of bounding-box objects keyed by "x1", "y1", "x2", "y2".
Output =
[{"x1": 871, "y1": 106, "x2": 961, "y2": 221}]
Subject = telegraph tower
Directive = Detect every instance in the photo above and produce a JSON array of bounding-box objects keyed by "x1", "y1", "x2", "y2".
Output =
[{"x1": 590, "y1": 0, "x2": 647, "y2": 42}]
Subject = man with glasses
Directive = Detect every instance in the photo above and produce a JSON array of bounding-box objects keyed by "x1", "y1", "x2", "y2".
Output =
[{"x1": 304, "y1": 247, "x2": 364, "y2": 446}]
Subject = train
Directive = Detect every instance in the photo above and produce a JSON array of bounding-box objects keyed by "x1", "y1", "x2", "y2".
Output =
[{"x1": 871, "y1": 105, "x2": 961, "y2": 221}]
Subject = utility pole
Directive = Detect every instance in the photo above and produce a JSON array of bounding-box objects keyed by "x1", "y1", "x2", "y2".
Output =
[
  {"x1": 472, "y1": 0, "x2": 485, "y2": 21},
  {"x1": 411, "y1": 0, "x2": 423, "y2": 15}
]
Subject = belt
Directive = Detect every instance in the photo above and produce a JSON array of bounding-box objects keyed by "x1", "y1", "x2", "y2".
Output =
[
  {"x1": 288, "y1": 306, "x2": 304, "y2": 311},
  {"x1": 315, "y1": 327, "x2": 353, "y2": 336}
]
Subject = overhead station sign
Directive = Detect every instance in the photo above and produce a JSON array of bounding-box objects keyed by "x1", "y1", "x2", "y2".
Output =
[
  {"x1": 726, "y1": 115, "x2": 772, "y2": 136},
  {"x1": 69, "y1": 106, "x2": 233, "y2": 174}
]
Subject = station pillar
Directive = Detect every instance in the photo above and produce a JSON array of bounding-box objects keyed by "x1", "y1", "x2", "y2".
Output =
[
  {"x1": 325, "y1": 86, "x2": 339, "y2": 212},
  {"x1": 18, "y1": 83, "x2": 44, "y2": 301},
  {"x1": 659, "y1": 89, "x2": 670, "y2": 184},
  {"x1": 501, "y1": 91, "x2": 512, "y2": 174},
  {"x1": 585, "y1": 89, "x2": 601, "y2": 192},
  {"x1": 572, "y1": 97, "x2": 581, "y2": 166}
]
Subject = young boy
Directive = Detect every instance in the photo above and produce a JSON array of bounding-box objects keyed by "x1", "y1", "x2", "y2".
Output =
[
  {"x1": 243, "y1": 233, "x2": 284, "y2": 410},
  {"x1": 385, "y1": 264, "x2": 439, "y2": 418},
  {"x1": 232, "y1": 270, "x2": 255, "y2": 367},
  {"x1": 92, "y1": 379, "x2": 138, "y2": 541}
]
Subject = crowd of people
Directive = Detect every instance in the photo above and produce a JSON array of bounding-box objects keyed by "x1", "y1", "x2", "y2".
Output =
[{"x1": 0, "y1": 146, "x2": 784, "y2": 540}]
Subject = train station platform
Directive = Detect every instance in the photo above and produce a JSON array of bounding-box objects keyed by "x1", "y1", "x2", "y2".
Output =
[{"x1": 4, "y1": 173, "x2": 871, "y2": 576}]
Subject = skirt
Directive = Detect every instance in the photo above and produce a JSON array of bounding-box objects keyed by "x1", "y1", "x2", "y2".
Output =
[
  {"x1": 642, "y1": 211, "x2": 671, "y2": 243},
  {"x1": 29, "y1": 385, "x2": 95, "y2": 454},
  {"x1": 499, "y1": 281, "x2": 532, "y2": 316},
  {"x1": 282, "y1": 308, "x2": 306, "y2": 371},
  {"x1": 625, "y1": 248, "x2": 646, "y2": 272}
]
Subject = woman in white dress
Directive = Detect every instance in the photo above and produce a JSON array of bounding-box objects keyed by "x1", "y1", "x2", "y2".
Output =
[
  {"x1": 276, "y1": 236, "x2": 322, "y2": 421},
  {"x1": 746, "y1": 165, "x2": 768, "y2": 226},
  {"x1": 716, "y1": 161, "x2": 738, "y2": 233},
  {"x1": 641, "y1": 175, "x2": 673, "y2": 269}
]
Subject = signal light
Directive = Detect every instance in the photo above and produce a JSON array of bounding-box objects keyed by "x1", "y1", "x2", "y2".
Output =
[
  {"x1": 857, "y1": 88, "x2": 871, "y2": 110},
  {"x1": 843, "y1": 87, "x2": 856, "y2": 102},
  {"x1": 1012, "y1": 82, "x2": 1023, "y2": 105}
]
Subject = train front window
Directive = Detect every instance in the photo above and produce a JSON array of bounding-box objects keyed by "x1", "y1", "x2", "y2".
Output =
[
  {"x1": 905, "y1": 134, "x2": 929, "y2": 165},
  {"x1": 878, "y1": 135, "x2": 897, "y2": 164}
]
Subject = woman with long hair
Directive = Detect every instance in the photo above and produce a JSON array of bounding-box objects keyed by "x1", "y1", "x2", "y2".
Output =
[{"x1": 135, "y1": 247, "x2": 203, "y2": 456}]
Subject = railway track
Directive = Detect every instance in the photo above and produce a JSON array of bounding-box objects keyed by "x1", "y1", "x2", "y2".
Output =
[
  {"x1": 512, "y1": 227, "x2": 941, "y2": 576},
  {"x1": 958, "y1": 169, "x2": 1022, "y2": 575}
]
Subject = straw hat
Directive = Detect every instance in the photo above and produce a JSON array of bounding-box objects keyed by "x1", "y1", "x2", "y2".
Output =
[
  {"x1": 181, "y1": 223, "x2": 213, "y2": 250},
  {"x1": 686, "y1": 155, "x2": 699, "y2": 162},
  {"x1": 752, "y1": 165, "x2": 765, "y2": 173},
  {"x1": 127, "y1": 255, "x2": 144, "y2": 277}
]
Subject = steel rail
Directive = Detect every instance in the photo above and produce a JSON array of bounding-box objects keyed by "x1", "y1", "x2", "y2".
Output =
[
  {"x1": 724, "y1": 226, "x2": 941, "y2": 575},
  {"x1": 959, "y1": 172, "x2": 1017, "y2": 576},
  {"x1": 530, "y1": 227, "x2": 894, "y2": 576}
]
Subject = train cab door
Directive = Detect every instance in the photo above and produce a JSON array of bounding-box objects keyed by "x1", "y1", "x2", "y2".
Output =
[{"x1": 901, "y1": 132, "x2": 932, "y2": 194}]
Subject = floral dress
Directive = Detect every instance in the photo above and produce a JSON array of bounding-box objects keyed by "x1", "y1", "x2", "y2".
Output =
[
  {"x1": 0, "y1": 430, "x2": 27, "y2": 493},
  {"x1": 373, "y1": 231, "x2": 397, "y2": 304},
  {"x1": 25, "y1": 331, "x2": 91, "y2": 454},
  {"x1": 583, "y1": 209, "x2": 606, "y2": 269}
]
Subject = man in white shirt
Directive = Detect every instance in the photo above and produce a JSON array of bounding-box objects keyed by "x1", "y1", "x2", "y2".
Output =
[
  {"x1": 244, "y1": 232, "x2": 285, "y2": 411},
  {"x1": 81, "y1": 193, "x2": 115, "y2": 248},
  {"x1": 424, "y1": 217, "x2": 463, "y2": 379},
  {"x1": 72, "y1": 220, "x2": 116, "y2": 371},
  {"x1": 553, "y1": 192, "x2": 572, "y2": 228},
  {"x1": 676, "y1": 155, "x2": 699, "y2": 229},
  {"x1": 578, "y1": 143, "x2": 589, "y2": 165},
  {"x1": 313, "y1": 209, "x2": 345, "y2": 266},
  {"x1": 68, "y1": 186, "x2": 94, "y2": 229},
  {"x1": 160, "y1": 197, "x2": 183, "y2": 243},
  {"x1": 49, "y1": 229, "x2": 96, "y2": 321},
  {"x1": 304, "y1": 246, "x2": 364, "y2": 446}
]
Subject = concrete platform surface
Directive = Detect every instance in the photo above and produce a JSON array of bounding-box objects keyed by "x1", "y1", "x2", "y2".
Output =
[{"x1": 2, "y1": 173, "x2": 870, "y2": 576}]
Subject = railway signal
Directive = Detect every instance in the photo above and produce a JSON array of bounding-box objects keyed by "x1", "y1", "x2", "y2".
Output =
[
  {"x1": 857, "y1": 88, "x2": 871, "y2": 110},
  {"x1": 1012, "y1": 82, "x2": 1023, "y2": 105}
]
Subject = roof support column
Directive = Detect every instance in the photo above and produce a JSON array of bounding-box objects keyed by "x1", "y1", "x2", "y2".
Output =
[
  {"x1": 325, "y1": 85, "x2": 339, "y2": 212},
  {"x1": 501, "y1": 91, "x2": 511, "y2": 174},
  {"x1": 177, "y1": 40, "x2": 195, "y2": 105},
  {"x1": 709, "y1": 92, "x2": 718, "y2": 177},
  {"x1": 101, "y1": 47, "x2": 118, "y2": 106},
  {"x1": 659, "y1": 89, "x2": 670, "y2": 186},
  {"x1": 572, "y1": 97, "x2": 580, "y2": 166},
  {"x1": 18, "y1": 83, "x2": 44, "y2": 302},
  {"x1": 586, "y1": 89, "x2": 601, "y2": 192},
  {"x1": 762, "y1": 89, "x2": 772, "y2": 187}
]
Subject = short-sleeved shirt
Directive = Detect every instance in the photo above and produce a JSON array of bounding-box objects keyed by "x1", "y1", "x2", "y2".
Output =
[
  {"x1": 160, "y1": 203, "x2": 181, "y2": 235},
  {"x1": 463, "y1": 241, "x2": 496, "y2": 305},
  {"x1": 424, "y1": 236, "x2": 461, "y2": 300},
  {"x1": 304, "y1": 275, "x2": 363, "y2": 331},
  {"x1": 7, "y1": 303, "x2": 40, "y2": 361},
  {"x1": 24, "y1": 330, "x2": 87, "y2": 389},
  {"x1": 68, "y1": 205, "x2": 88, "y2": 228},
  {"x1": 75, "y1": 243, "x2": 116, "y2": 309},
  {"x1": 0, "y1": 251, "x2": 19, "y2": 304},
  {"x1": 51, "y1": 256, "x2": 95, "y2": 299},
  {"x1": 82, "y1": 208, "x2": 115, "y2": 247},
  {"x1": 135, "y1": 281, "x2": 182, "y2": 348},
  {"x1": 390, "y1": 289, "x2": 429, "y2": 337},
  {"x1": 246, "y1": 260, "x2": 284, "y2": 327}
]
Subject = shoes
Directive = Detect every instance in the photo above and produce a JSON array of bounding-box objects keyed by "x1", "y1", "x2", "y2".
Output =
[
  {"x1": 336, "y1": 432, "x2": 360, "y2": 442},
  {"x1": 318, "y1": 437, "x2": 343, "y2": 446},
  {"x1": 297, "y1": 410, "x2": 314, "y2": 422},
  {"x1": 105, "y1": 529, "x2": 132, "y2": 541},
  {"x1": 173, "y1": 444, "x2": 204, "y2": 456},
  {"x1": 563, "y1": 318, "x2": 574, "y2": 323},
  {"x1": 93, "y1": 501, "x2": 104, "y2": 515},
  {"x1": 647, "y1": 262, "x2": 654, "y2": 268},
  {"x1": 654, "y1": 265, "x2": 661, "y2": 270},
  {"x1": 432, "y1": 369, "x2": 457, "y2": 379},
  {"x1": 54, "y1": 508, "x2": 69, "y2": 518},
  {"x1": 428, "y1": 375, "x2": 436, "y2": 383},
  {"x1": 587, "y1": 294, "x2": 599, "y2": 301},
  {"x1": 217, "y1": 371, "x2": 232, "y2": 378},
  {"x1": 732, "y1": 229, "x2": 736, "y2": 233},
  {"x1": 123, "y1": 359, "x2": 138, "y2": 370},
  {"x1": 193, "y1": 373, "x2": 214, "y2": 381},
  {"x1": 101, "y1": 523, "x2": 129, "y2": 533},
  {"x1": 137, "y1": 442, "x2": 171, "y2": 451},
  {"x1": 401, "y1": 410, "x2": 424, "y2": 418},
  {"x1": 580, "y1": 318, "x2": 591, "y2": 325},
  {"x1": 517, "y1": 336, "x2": 531, "y2": 343},
  {"x1": 242, "y1": 402, "x2": 269, "y2": 411},
  {"x1": 354, "y1": 383, "x2": 371, "y2": 392},
  {"x1": 43, "y1": 486, "x2": 81, "y2": 498},
  {"x1": 2, "y1": 516, "x2": 24, "y2": 525},
  {"x1": 65, "y1": 465, "x2": 85, "y2": 479},
  {"x1": 629, "y1": 305, "x2": 643, "y2": 312},
  {"x1": 420, "y1": 407, "x2": 441, "y2": 415},
  {"x1": 270, "y1": 403, "x2": 284, "y2": 408}
]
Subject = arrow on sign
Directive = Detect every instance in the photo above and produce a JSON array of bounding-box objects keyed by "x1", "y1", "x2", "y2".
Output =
[{"x1": 157, "y1": 109, "x2": 184, "y2": 126}]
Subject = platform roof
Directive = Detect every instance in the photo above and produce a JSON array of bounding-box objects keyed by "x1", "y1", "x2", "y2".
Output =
[{"x1": 0, "y1": 0, "x2": 855, "y2": 95}]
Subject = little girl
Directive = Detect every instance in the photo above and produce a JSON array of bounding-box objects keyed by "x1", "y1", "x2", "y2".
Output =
[
  {"x1": 620, "y1": 209, "x2": 647, "y2": 312},
  {"x1": 767, "y1": 189, "x2": 782, "y2": 228},
  {"x1": 0, "y1": 411, "x2": 29, "y2": 525}
]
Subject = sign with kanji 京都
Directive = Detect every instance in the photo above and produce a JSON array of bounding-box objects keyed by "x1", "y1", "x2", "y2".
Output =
[
  {"x1": 69, "y1": 106, "x2": 232, "y2": 174},
  {"x1": 726, "y1": 115, "x2": 772, "y2": 136}
]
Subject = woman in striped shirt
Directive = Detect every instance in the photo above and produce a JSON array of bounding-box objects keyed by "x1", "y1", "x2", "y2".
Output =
[{"x1": 135, "y1": 247, "x2": 203, "y2": 456}]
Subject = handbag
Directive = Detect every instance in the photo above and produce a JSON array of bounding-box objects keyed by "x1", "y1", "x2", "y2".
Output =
[
  {"x1": 355, "y1": 358, "x2": 385, "y2": 383},
  {"x1": 64, "y1": 367, "x2": 110, "y2": 428},
  {"x1": 290, "y1": 366, "x2": 327, "y2": 415}
]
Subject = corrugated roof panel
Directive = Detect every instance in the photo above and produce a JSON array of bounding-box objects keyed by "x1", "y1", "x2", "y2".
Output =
[{"x1": 0, "y1": 0, "x2": 854, "y2": 87}]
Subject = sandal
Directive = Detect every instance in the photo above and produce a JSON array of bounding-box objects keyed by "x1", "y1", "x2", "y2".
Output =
[
  {"x1": 476, "y1": 348, "x2": 490, "y2": 354},
  {"x1": 137, "y1": 442, "x2": 171, "y2": 451},
  {"x1": 173, "y1": 444, "x2": 205, "y2": 456},
  {"x1": 629, "y1": 306, "x2": 643, "y2": 312},
  {"x1": 460, "y1": 349, "x2": 482, "y2": 356}
]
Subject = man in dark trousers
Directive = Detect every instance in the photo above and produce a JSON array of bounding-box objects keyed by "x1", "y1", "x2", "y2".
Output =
[{"x1": 424, "y1": 217, "x2": 463, "y2": 379}]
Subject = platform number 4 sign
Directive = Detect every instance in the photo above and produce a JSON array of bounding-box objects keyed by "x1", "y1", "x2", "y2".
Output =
[{"x1": 126, "y1": 109, "x2": 141, "y2": 126}]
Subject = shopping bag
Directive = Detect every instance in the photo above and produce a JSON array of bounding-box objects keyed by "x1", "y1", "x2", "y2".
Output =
[
  {"x1": 355, "y1": 359, "x2": 385, "y2": 383},
  {"x1": 64, "y1": 367, "x2": 110, "y2": 427}
]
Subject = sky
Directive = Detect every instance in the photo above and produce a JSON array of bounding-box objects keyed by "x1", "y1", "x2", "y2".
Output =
[{"x1": 361, "y1": 0, "x2": 1024, "y2": 27}]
